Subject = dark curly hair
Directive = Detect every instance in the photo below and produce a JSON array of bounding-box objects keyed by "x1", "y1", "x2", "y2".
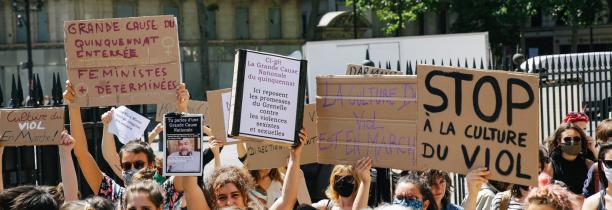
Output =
[
  {"x1": 396, "y1": 172, "x2": 437, "y2": 210},
  {"x1": 205, "y1": 166, "x2": 261, "y2": 209}
]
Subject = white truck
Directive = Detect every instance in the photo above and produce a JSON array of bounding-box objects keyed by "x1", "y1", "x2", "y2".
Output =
[{"x1": 302, "y1": 32, "x2": 492, "y2": 102}]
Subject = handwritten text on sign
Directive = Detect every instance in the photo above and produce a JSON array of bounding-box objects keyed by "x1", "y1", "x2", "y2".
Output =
[
  {"x1": 239, "y1": 52, "x2": 302, "y2": 142},
  {"x1": 64, "y1": 16, "x2": 180, "y2": 107},
  {"x1": 316, "y1": 75, "x2": 419, "y2": 170},
  {"x1": 417, "y1": 65, "x2": 539, "y2": 186},
  {"x1": 0, "y1": 107, "x2": 65, "y2": 146}
]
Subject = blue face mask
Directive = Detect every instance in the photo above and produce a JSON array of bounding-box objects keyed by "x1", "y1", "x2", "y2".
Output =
[{"x1": 393, "y1": 198, "x2": 424, "y2": 210}]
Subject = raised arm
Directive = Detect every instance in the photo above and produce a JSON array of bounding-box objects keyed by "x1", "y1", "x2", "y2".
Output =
[
  {"x1": 169, "y1": 83, "x2": 190, "y2": 192},
  {"x1": 270, "y1": 129, "x2": 306, "y2": 210},
  {"x1": 461, "y1": 167, "x2": 490, "y2": 210},
  {"x1": 182, "y1": 176, "x2": 212, "y2": 210},
  {"x1": 147, "y1": 123, "x2": 164, "y2": 143},
  {"x1": 210, "y1": 137, "x2": 223, "y2": 170},
  {"x1": 58, "y1": 130, "x2": 79, "y2": 201},
  {"x1": 64, "y1": 81, "x2": 104, "y2": 193},
  {"x1": 352, "y1": 156, "x2": 372, "y2": 210},
  {"x1": 100, "y1": 108, "x2": 123, "y2": 178}
]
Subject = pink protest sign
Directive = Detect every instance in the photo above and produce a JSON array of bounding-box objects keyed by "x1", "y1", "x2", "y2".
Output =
[{"x1": 64, "y1": 15, "x2": 181, "y2": 107}]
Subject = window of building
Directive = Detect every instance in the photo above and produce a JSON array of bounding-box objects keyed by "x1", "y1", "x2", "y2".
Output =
[
  {"x1": 115, "y1": 1, "x2": 135, "y2": 18},
  {"x1": 36, "y1": 7, "x2": 49, "y2": 42},
  {"x1": 206, "y1": 5, "x2": 218, "y2": 40},
  {"x1": 163, "y1": 3, "x2": 182, "y2": 39},
  {"x1": 0, "y1": 2, "x2": 5, "y2": 44},
  {"x1": 16, "y1": 15, "x2": 27, "y2": 43},
  {"x1": 235, "y1": 7, "x2": 249, "y2": 39},
  {"x1": 268, "y1": 8, "x2": 282, "y2": 39}
]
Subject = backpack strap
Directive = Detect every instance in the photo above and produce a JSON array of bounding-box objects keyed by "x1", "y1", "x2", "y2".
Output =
[{"x1": 499, "y1": 190, "x2": 512, "y2": 210}]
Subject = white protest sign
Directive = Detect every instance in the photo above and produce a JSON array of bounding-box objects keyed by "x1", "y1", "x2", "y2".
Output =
[
  {"x1": 108, "y1": 106, "x2": 151, "y2": 144},
  {"x1": 228, "y1": 49, "x2": 307, "y2": 145}
]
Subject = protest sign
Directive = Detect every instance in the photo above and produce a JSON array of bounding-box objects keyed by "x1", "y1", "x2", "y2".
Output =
[
  {"x1": 156, "y1": 100, "x2": 208, "y2": 124},
  {"x1": 163, "y1": 113, "x2": 203, "y2": 176},
  {"x1": 346, "y1": 64, "x2": 404, "y2": 75},
  {"x1": 0, "y1": 107, "x2": 65, "y2": 146},
  {"x1": 108, "y1": 106, "x2": 151, "y2": 144},
  {"x1": 228, "y1": 49, "x2": 307, "y2": 145},
  {"x1": 417, "y1": 65, "x2": 539, "y2": 186},
  {"x1": 316, "y1": 75, "x2": 419, "y2": 170},
  {"x1": 245, "y1": 104, "x2": 318, "y2": 170},
  {"x1": 206, "y1": 88, "x2": 239, "y2": 143},
  {"x1": 64, "y1": 15, "x2": 181, "y2": 107}
]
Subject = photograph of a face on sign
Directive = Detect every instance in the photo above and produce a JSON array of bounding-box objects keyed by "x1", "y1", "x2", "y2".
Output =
[
  {"x1": 227, "y1": 49, "x2": 308, "y2": 146},
  {"x1": 163, "y1": 113, "x2": 203, "y2": 176}
]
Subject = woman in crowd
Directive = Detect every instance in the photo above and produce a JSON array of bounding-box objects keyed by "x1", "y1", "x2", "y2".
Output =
[
  {"x1": 120, "y1": 180, "x2": 165, "y2": 210},
  {"x1": 60, "y1": 197, "x2": 113, "y2": 210},
  {"x1": 311, "y1": 157, "x2": 372, "y2": 210},
  {"x1": 63, "y1": 81, "x2": 191, "y2": 209},
  {"x1": 545, "y1": 123, "x2": 592, "y2": 195},
  {"x1": 421, "y1": 170, "x2": 462, "y2": 210},
  {"x1": 582, "y1": 143, "x2": 612, "y2": 210},
  {"x1": 583, "y1": 119, "x2": 612, "y2": 197},
  {"x1": 249, "y1": 168, "x2": 284, "y2": 207},
  {"x1": 523, "y1": 184, "x2": 579, "y2": 210},
  {"x1": 393, "y1": 172, "x2": 436, "y2": 210},
  {"x1": 563, "y1": 112, "x2": 597, "y2": 161}
]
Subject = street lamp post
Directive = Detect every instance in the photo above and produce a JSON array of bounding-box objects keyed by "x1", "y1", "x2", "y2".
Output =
[{"x1": 12, "y1": 0, "x2": 43, "y2": 107}]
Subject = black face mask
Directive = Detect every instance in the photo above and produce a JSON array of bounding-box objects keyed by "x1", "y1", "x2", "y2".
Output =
[{"x1": 333, "y1": 176, "x2": 355, "y2": 197}]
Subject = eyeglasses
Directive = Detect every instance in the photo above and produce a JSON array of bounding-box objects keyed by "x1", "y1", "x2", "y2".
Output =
[
  {"x1": 121, "y1": 160, "x2": 146, "y2": 171},
  {"x1": 562, "y1": 136, "x2": 582, "y2": 145}
]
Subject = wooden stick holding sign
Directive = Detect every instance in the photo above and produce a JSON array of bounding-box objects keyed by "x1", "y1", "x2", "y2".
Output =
[
  {"x1": 0, "y1": 107, "x2": 65, "y2": 146},
  {"x1": 417, "y1": 64, "x2": 539, "y2": 186},
  {"x1": 227, "y1": 49, "x2": 308, "y2": 146}
]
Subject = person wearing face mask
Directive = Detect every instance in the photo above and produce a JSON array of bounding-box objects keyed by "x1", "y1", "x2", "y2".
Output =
[
  {"x1": 544, "y1": 123, "x2": 593, "y2": 195},
  {"x1": 311, "y1": 157, "x2": 373, "y2": 210},
  {"x1": 583, "y1": 119, "x2": 612, "y2": 197},
  {"x1": 562, "y1": 111, "x2": 597, "y2": 161},
  {"x1": 582, "y1": 143, "x2": 612, "y2": 210},
  {"x1": 393, "y1": 172, "x2": 436, "y2": 210},
  {"x1": 63, "y1": 81, "x2": 190, "y2": 209}
]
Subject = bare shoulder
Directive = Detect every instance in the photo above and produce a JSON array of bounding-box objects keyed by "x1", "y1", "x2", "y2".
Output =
[{"x1": 311, "y1": 199, "x2": 330, "y2": 210}]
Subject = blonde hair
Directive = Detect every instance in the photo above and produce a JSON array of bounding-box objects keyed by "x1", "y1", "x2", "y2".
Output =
[{"x1": 325, "y1": 164, "x2": 360, "y2": 201}]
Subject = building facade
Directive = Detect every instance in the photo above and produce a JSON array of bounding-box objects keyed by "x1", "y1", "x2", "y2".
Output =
[{"x1": 0, "y1": 0, "x2": 304, "y2": 104}]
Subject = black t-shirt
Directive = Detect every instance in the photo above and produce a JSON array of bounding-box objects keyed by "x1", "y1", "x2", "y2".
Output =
[{"x1": 551, "y1": 151, "x2": 589, "y2": 194}]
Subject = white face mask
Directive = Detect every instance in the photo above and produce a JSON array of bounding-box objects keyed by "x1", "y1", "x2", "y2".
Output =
[{"x1": 603, "y1": 162, "x2": 612, "y2": 183}]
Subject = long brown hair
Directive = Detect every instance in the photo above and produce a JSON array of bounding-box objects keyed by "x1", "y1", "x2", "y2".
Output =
[
  {"x1": 546, "y1": 123, "x2": 589, "y2": 156},
  {"x1": 250, "y1": 168, "x2": 283, "y2": 184}
]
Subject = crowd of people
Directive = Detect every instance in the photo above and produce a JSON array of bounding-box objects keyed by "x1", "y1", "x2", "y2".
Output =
[{"x1": 0, "y1": 80, "x2": 610, "y2": 210}]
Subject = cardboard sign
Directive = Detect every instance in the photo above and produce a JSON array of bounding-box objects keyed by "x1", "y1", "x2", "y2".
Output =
[
  {"x1": 316, "y1": 75, "x2": 419, "y2": 169},
  {"x1": 417, "y1": 65, "x2": 539, "y2": 186},
  {"x1": 108, "y1": 106, "x2": 151, "y2": 144},
  {"x1": 346, "y1": 64, "x2": 404, "y2": 75},
  {"x1": 64, "y1": 15, "x2": 181, "y2": 107},
  {"x1": 206, "y1": 88, "x2": 239, "y2": 143},
  {"x1": 156, "y1": 100, "x2": 209, "y2": 124},
  {"x1": 228, "y1": 49, "x2": 308, "y2": 145},
  {"x1": 0, "y1": 107, "x2": 65, "y2": 146},
  {"x1": 245, "y1": 104, "x2": 318, "y2": 170},
  {"x1": 163, "y1": 113, "x2": 203, "y2": 176}
]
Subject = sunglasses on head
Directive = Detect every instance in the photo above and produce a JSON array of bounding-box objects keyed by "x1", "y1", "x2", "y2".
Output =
[
  {"x1": 121, "y1": 160, "x2": 146, "y2": 171},
  {"x1": 562, "y1": 136, "x2": 582, "y2": 145}
]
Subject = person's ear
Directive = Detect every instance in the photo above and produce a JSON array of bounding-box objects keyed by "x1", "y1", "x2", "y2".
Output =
[{"x1": 423, "y1": 200, "x2": 430, "y2": 209}]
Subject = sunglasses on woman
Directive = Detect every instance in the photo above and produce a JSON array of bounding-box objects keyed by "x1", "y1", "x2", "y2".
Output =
[
  {"x1": 562, "y1": 136, "x2": 582, "y2": 145},
  {"x1": 602, "y1": 160, "x2": 612, "y2": 169},
  {"x1": 121, "y1": 160, "x2": 146, "y2": 171}
]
